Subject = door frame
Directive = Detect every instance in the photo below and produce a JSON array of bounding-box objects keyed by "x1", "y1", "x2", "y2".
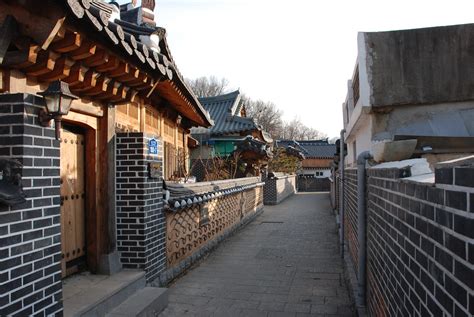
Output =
[{"x1": 62, "y1": 116, "x2": 102, "y2": 274}]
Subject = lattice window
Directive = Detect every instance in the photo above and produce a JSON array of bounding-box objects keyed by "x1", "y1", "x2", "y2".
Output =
[{"x1": 164, "y1": 143, "x2": 186, "y2": 180}]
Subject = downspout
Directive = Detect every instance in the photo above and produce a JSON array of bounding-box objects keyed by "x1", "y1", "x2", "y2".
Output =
[
  {"x1": 356, "y1": 151, "x2": 372, "y2": 307},
  {"x1": 339, "y1": 129, "x2": 346, "y2": 259}
]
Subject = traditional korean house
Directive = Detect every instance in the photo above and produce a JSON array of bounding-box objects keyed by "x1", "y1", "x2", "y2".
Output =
[
  {"x1": 276, "y1": 140, "x2": 336, "y2": 178},
  {"x1": 0, "y1": 0, "x2": 211, "y2": 315},
  {"x1": 190, "y1": 90, "x2": 273, "y2": 180}
]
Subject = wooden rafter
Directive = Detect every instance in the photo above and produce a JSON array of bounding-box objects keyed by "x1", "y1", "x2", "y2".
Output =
[
  {"x1": 2, "y1": 43, "x2": 40, "y2": 68},
  {"x1": 23, "y1": 50, "x2": 60, "y2": 76},
  {"x1": 63, "y1": 63, "x2": 87, "y2": 87},
  {"x1": 37, "y1": 56, "x2": 75, "y2": 82},
  {"x1": 0, "y1": 15, "x2": 18, "y2": 64},
  {"x1": 70, "y1": 69, "x2": 99, "y2": 93},
  {"x1": 83, "y1": 48, "x2": 109, "y2": 67},
  {"x1": 68, "y1": 42, "x2": 97, "y2": 60},
  {"x1": 95, "y1": 55, "x2": 119, "y2": 72},
  {"x1": 80, "y1": 75, "x2": 111, "y2": 96},
  {"x1": 50, "y1": 32, "x2": 82, "y2": 53},
  {"x1": 40, "y1": 17, "x2": 66, "y2": 50}
]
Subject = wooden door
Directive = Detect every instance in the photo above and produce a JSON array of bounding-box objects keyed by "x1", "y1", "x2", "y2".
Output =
[{"x1": 60, "y1": 127, "x2": 86, "y2": 277}]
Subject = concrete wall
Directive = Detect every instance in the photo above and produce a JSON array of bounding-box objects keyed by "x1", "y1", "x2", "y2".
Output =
[
  {"x1": 364, "y1": 24, "x2": 474, "y2": 107},
  {"x1": 263, "y1": 174, "x2": 296, "y2": 205}
]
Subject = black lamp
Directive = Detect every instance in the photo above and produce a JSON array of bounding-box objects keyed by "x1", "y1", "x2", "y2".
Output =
[{"x1": 38, "y1": 80, "x2": 78, "y2": 140}]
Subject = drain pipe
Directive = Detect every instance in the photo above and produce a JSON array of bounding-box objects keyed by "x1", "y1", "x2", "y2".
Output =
[
  {"x1": 356, "y1": 151, "x2": 372, "y2": 307},
  {"x1": 339, "y1": 129, "x2": 346, "y2": 259}
]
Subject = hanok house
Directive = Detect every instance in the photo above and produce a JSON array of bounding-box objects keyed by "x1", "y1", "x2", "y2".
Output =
[
  {"x1": 276, "y1": 140, "x2": 336, "y2": 191},
  {"x1": 190, "y1": 90, "x2": 273, "y2": 181},
  {"x1": 0, "y1": 0, "x2": 211, "y2": 316},
  {"x1": 276, "y1": 140, "x2": 336, "y2": 178}
]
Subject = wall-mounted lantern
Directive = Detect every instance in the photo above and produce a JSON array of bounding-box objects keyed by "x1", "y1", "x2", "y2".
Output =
[
  {"x1": 38, "y1": 80, "x2": 78, "y2": 140},
  {"x1": 176, "y1": 115, "x2": 182, "y2": 125}
]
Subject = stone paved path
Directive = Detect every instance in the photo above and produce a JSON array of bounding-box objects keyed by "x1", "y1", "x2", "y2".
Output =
[{"x1": 159, "y1": 192, "x2": 355, "y2": 317}]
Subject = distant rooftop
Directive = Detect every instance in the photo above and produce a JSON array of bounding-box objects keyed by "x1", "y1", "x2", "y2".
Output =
[
  {"x1": 276, "y1": 140, "x2": 336, "y2": 159},
  {"x1": 195, "y1": 90, "x2": 260, "y2": 136}
]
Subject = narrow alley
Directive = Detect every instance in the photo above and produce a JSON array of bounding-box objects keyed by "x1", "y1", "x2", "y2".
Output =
[{"x1": 160, "y1": 193, "x2": 355, "y2": 317}]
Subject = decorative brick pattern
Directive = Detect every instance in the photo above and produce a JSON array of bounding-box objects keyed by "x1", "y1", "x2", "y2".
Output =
[
  {"x1": 0, "y1": 94, "x2": 62, "y2": 316},
  {"x1": 263, "y1": 175, "x2": 296, "y2": 205},
  {"x1": 365, "y1": 167, "x2": 473, "y2": 316},
  {"x1": 297, "y1": 177, "x2": 330, "y2": 192},
  {"x1": 166, "y1": 186, "x2": 263, "y2": 268},
  {"x1": 115, "y1": 132, "x2": 166, "y2": 283}
]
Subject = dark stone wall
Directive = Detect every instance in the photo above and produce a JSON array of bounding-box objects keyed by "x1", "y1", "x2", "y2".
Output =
[
  {"x1": 115, "y1": 132, "x2": 166, "y2": 283},
  {"x1": 365, "y1": 167, "x2": 473, "y2": 316},
  {"x1": 263, "y1": 175, "x2": 296, "y2": 205},
  {"x1": 365, "y1": 23, "x2": 474, "y2": 107},
  {"x1": 0, "y1": 94, "x2": 62, "y2": 316}
]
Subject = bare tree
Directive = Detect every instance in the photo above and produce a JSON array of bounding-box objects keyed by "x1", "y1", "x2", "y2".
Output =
[
  {"x1": 186, "y1": 76, "x2": 230, "y2": 97},
  {"x1": 243, "y1": 96, "x2": 284, "y2": 139},
  {"x1": 187, "y1": 76, "x2": 327, "y2": 141}
]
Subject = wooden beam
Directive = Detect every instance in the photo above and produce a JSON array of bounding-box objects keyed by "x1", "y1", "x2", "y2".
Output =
[
  {"x1": 95, "y1": 56, "x2": 119, "y2": 72},
  {"x1": 80, "y1": 75, "x2": 111, "y2": 96},
  {"x1": 0, "y1": 15, "x2": 18, "y2": 64},
  {"x1": 0, "y1": 2, "x2": 66, "y2": 48},
  {"x1": 70, "y1": 102, "x2": 104, "y2": 117},
  {"x1": 37, "y1": 56, "x2": 75, "y2": 82},
  {"x1": 1, "y1": 43, "x2": 40, "y2": 68},
  {"x1": 0, "y1": 69, "x2": 10, "y2": 93},
  {"x1": 83, "y1": 49, "x2": 109, "y2": 67},
  {"x1": 64, "y1": 63, "x2": 88, "y2": 87},
  {"x1": 106, "y1": 62, "x2": 129, "y2": 78},
  {"x1": 98, "y1": 81, "x2": 123, "y2": 101},
  {"x1": 70, "y1": 69, "x2": 100, "y2": 93},
  {"x1": 115, "y1": 67, "x2": 140, "y2": 83},
  {"x1": 68, "y1": 42, "x2": 97, "y2": 61},
  {"x1": 50, "y1": 32, "x2": 82, "y2": 53},
  {"x1": 23, "y1": 50, "x2": 60, "y2": 76},
  {"x1": 107, "y1": 85, "x2": 130, "y2": 103},
  {"x1": 41, "y1": 17, "x2": 66, "y2": 50}
]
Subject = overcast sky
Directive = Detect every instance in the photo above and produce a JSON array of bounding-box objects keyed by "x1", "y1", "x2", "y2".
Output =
[{"x1": 129, "y1": 0, "x2": 473, "y2": 137}]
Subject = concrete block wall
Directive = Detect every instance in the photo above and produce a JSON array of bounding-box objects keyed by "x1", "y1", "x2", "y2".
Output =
[
  {"x1": 0, "y1": 94, "x2": 62, "y2": 316},
  {"x1": 366, "y1": 167, "x2": 473, "y2": 316},
  {"x1": 263, "y1": 174, "x2": 296, "y2": 205},
  {"x1": 115, "y1": 132, "x2": 166, "y2": 283}
]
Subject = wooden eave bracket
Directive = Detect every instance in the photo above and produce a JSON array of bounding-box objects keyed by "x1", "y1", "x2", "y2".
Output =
[
  {"x1": 41, "y1": 17, "x2": 66, "y2": 50},
  {"x1": 0, "y1": 15, "x2": 19, "y2": 64}
]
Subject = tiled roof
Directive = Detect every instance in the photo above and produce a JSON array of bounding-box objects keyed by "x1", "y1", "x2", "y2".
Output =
[
  {"x1": 197, "y1": 91, "x2": 259, "y2": 135},
  {"x1": 276, "y1": 140, "x2": 336, "y2": 158},
  {"x1": 62, "y1": 0, "x2": 212, "y2": 127}
]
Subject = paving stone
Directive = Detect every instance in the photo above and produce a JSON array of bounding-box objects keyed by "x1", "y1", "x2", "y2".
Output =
[
  {"x1": 258, "y1": 301, "x2": 286, "y2": 312},
  {"x1": 284, "y1": 303, "x2": 311, "y2": 313},
  {"x1": 159, "y1": 193, "x2": 354, "y2": 316}
]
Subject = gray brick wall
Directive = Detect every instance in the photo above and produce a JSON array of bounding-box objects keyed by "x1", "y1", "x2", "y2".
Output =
[
  {"x1": 344, "y1": 168, "x2": 359, "y2": 273},
  {"x1": 263, "y1": 175, "x2": 296, "y2": 205},
  {"x1": 0, "y1": 94, "x2": 62, "y2": 316},
  {"x1": 297, "y1": 177, "x2": 331, "y2": 192},
  {"x1": 115, "y1": 132, "x2": 166, "y2": 283},
  {"x1": 365, "y1": 167, "x2": 473, "y2": 316}
]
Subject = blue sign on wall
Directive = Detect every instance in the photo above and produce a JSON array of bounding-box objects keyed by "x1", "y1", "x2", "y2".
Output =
[{"x1": 149, "y1": 139, "x2": 158, "y2": 155}]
